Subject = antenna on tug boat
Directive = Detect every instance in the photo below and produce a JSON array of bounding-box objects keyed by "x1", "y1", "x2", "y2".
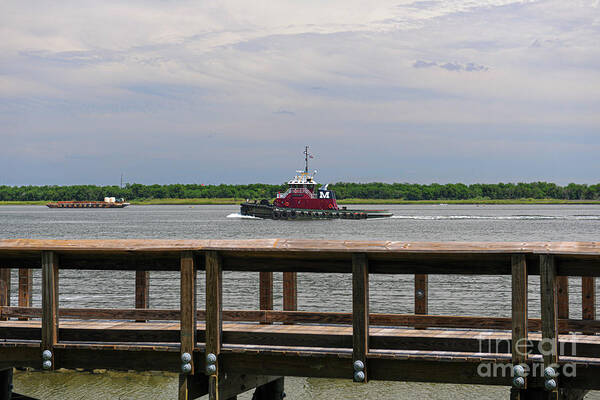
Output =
[{"x1": 304, "y1": 145, "x2": 313, "y2": 173}]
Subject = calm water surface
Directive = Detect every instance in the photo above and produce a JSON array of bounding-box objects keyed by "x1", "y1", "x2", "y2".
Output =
[{"x1": 2, "y1": 204, "x2": 599, "y2": 399}]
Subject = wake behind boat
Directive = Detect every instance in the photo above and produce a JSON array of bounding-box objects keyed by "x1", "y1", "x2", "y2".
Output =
[{"x1": 240, "y1": 147, "x2": 392, "y2": 220}]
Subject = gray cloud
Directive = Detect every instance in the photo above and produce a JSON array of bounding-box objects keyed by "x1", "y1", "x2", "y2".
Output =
[
  {"x1": 273, "y1": 110, "x2": 296, "y2": 116},
  {"x1": 414, "y1": 60, "x2": 489, "y2": 72}
]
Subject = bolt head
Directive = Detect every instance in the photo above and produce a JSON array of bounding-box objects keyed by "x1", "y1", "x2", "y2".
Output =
[
  {"x1": 206, "y1": 353, "x2": 217, "y2": 364},
  {"x1": 354, "y1": 371, "x2": 365, "y2": 382},
  {"x1": 42, "y1": 350, "x2": 53, "y2": 361},
  {"x1": 206, "y1": 364, "x2": 217, "y2": 375},
  {"x1": 544, "y1": 367, "x2": 557, "y2": 379},
  {"x1": 42, "y1": 360, "x2": 52, "y2": 370},
  {"x1": 181, "y1": 352, "x2": 192, "y2": 363},
  {"x1": 513, "y1": 377, "x2": 525, "y2": 388},
  {"x1": 353, "y1": 360, "x2": 364, "y2": 371},
  {"x1": 513, "y1": 364, "x2": 525, "y2": 377},
  {"x1": 181, "y1": 363, "x2": 192, "y2": 374},
  {"x1": 416, "y1": 290, "x2": 425, "y2": 299},
  {"x1": 545, "y1": 379, "x2": 557, "y2": 391}
]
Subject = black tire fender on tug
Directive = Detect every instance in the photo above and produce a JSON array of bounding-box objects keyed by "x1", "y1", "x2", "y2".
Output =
[
  {"x1": 290, "y1": 210, "x2": 297, "y2": 219},
  {"x1": 273, "y1": 210, "x2": 281, "y2": 219}
]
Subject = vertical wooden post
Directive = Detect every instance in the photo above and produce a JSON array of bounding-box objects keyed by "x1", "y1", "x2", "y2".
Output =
[
  {"x1": 206, "y1": 251, "x2": 223, "y2": 400},
  {"x1": 557, "y1": 276, "x2": 569, "y2": 334},
  {"x1": 540, "y1": 255, "x2": 558, "y2": 399},
  {"x1": 283, "y1": 272, "x2": 297, "y2": 325},
  {"x1": 352, "y1": 253, "x2": 369, "y2": 383},
  {"x1": 135, "y1": 270, "x2": 150, "y2": 322},
  {"x1": 511, "y1": 255, "x2": 528, "y2": 398},
  {"x1": 18, "y1": 268, "x2": 32, "y2": 321},
  {"x1": 414, "y1": 274, "x2": 428, "y2": 329},
  {"x1": 582, "y1": 277, "x2": 596, "y2": 334},
  {"x1": 41, "y1": 251, "x2": 59, "y2": 369},
  {"x1": 259, "y1": 271, "x2": 273, "y2": 324},
  {"x1": 179, "y1": 251, "x2": 197, "y2": 400},
  {"x1": 0, "y1": 268, "x2": 10, "y2": 321}
]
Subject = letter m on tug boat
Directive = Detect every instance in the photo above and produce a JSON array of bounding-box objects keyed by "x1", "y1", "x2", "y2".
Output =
[{"x1": 240, "y1": 147, "x2": 393, "y2": 220}]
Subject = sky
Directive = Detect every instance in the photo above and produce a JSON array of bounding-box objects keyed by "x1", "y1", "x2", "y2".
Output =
[{"x1": 1, "y1": 0, "x2": 599, "y2": 186}]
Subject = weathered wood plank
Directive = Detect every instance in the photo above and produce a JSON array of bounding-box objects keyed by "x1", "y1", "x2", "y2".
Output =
[
  {"x1": 259, "y1": 271, "x2": 273, "y2": 325},
  {"x1": 414, "y1": 274, "x2": 428, "y2": 329},
  {"x1": 179, "y1": 252, "x2": 197, "y2": 400},
  {"x1": 41, "y1": 251, "x2": 59, "y2": 369},
  {"x1": 540, "y1": 254, "x2": 559, "y2": 398},
  {"x1": 352, "y1": 253, "x2": 369, "y2": 382},
  {"x1": 180, "y1": 252, "x2": 196, "y2": 366},
  {"x1": 557, "y1": 276, "x2": 569, "y2": 334},
  {"x1": 283, "y1": 272, "x2": 297, "y2": 312},
  {"x1": 206, "y1": 251, "x2": 223, "y2": 400},
  {"x1": 512, "y1": 255, "x2": 528, "y2": 395},
  {"x1": 18, "y1": 268, "x2": 32, "y2": 321},
  {"x1": 0, "y1": 268, "x2": 9, "y2": 321},
  {"x1": 582, "y1": 277, "x2": 596, "y2": 323},
  {"x1": 135, "y1": 270, "x2": 150, "y2": 322}
]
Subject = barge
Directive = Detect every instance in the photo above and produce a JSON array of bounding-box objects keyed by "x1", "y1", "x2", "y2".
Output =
[{"x1": 47, "y1": 197, "x2": 130, "y2": 208}]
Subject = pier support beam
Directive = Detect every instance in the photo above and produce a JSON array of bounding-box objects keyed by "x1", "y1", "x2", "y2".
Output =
[
  {"x1": 0, "y1": 368, "x2": 13, "y2": 400},
  {"x1": 510, "y1": 388, "x2": 588, "y2": 400},
  {"x1": 251, "y1": 377, "x2": 284, "y2": 400}
]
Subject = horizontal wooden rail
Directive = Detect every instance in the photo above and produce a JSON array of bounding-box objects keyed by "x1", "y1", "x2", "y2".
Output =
[
  {"x1": 3, "y1": 307, "x2": 600, "y2": 334},
  {"x1": 1, "y1": 239, "x2": 599, "y2": 275}
]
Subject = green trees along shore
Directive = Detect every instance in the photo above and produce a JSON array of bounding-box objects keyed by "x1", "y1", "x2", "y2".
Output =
[{"x1": 1, "y1": 182, "x2": 600, "y2": 204}]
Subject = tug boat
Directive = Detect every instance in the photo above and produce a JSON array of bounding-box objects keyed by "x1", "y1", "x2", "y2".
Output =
[{"x1": 240, "y1": 147, "x2": 392, "y2": 220}]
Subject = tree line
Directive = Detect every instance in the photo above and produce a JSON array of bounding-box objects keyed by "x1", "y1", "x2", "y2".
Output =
[{"x1": 1, "y1": 182, "x2": 600, "y2": 201}]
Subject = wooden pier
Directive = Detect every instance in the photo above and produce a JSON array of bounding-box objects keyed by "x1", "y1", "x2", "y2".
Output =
[{"x1": 1, "y1": 239, "x2": 599, "y2": 399}]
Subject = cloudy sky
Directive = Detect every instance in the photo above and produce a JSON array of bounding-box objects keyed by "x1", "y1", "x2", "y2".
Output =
[{"x1": 1, "y1": 0, "x2": 599, "y2": 185}]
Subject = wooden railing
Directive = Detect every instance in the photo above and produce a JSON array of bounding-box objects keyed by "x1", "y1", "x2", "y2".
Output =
[{"x1": 1, "y1": 239, "x2": 599, "y2": 399}]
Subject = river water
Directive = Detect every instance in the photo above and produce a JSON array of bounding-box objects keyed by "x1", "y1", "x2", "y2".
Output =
[{"x1": 1, "y1": 204, "x2": 599, "y2": 399}]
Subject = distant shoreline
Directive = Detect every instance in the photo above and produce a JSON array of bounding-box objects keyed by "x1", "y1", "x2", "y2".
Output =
[{"x1": 3, "y1": 198, "x2": 600, "y2": 206}]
